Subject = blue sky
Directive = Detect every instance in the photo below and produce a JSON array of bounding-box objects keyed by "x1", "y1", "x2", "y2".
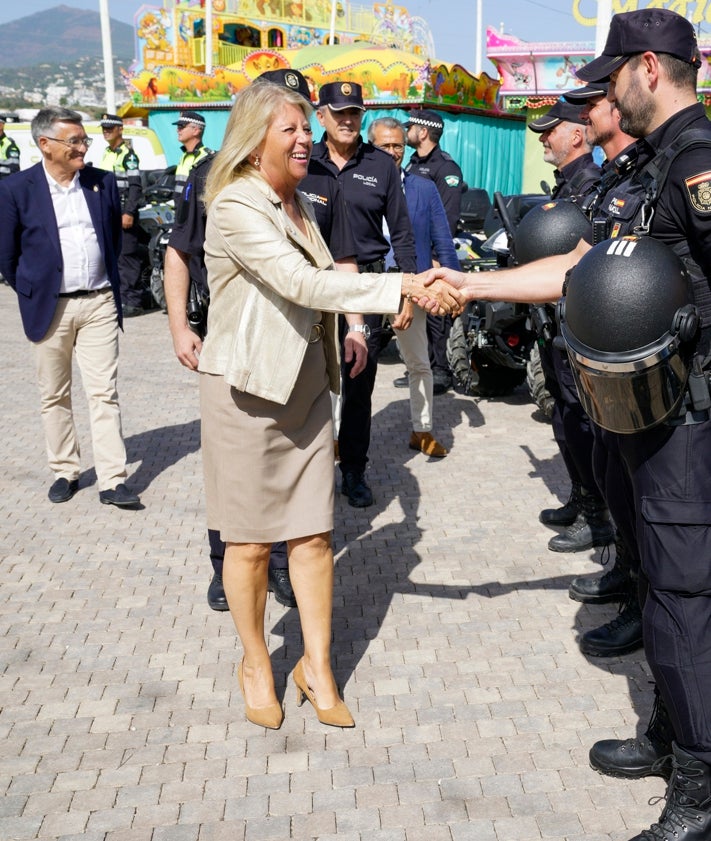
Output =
[{"x1": 0, "y1": 0, "x2": 604, "y2": 73}]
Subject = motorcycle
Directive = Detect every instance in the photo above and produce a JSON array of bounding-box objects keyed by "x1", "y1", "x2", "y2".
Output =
[
  {"x1": 446, "y1": 190, "x2": 553, "y2": 412},
  {"x1": 138, "y1": 167, "x2": 176, "y2": 313}
]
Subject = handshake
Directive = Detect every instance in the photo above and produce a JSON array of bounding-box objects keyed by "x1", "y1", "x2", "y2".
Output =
[{"x1": 402, "y1": 268, "x2": 472, "y2": 317}]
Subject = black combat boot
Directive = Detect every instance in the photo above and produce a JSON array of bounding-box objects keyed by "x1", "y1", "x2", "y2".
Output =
[
  {"x1": 590, "y1": 686, "x2": 674, "y2": 779},
  {"x1": 540, "y1": 481, "x2": 582, "y2": 527},
  {"x1": 628, "y1": 743, "x2": 711, "y2": 840},
  {"x1": 569, "y1": 536, "x2": 635, "y2": 604},
  {"x1": 548, "y1": 488, "x2": 615, "y2": 552},
  {"x1": 579, "y1": 591, "x2": 643, "y2": 657}
]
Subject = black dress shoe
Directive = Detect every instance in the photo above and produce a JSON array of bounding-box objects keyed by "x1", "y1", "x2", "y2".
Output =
[
  {"x1": 268, "y1": 567, "x2": 297, "y2": 607},
  {"x1": 48, "y1": 477, "x2": 79, "y2": 503},
  {"x1": 207, "y1": 573, "x2": 229, "y2": 611},
  {"x1": 99, "y1": 483, "x2": 141, "y2": 508},
  {"x1": 122, "y1": 305, "x2": 147, "y2": 317},
  {"x1": 393, "y1": 373, "x2": 409, "y2": 388},
  {"x1": 341, "y1": 471, "x2": 373, "y2": 507}
]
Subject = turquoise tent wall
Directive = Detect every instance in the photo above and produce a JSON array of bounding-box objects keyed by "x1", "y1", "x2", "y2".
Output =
[{"x1": 149, "y1": 107, "x2": 525, "y2": 198}]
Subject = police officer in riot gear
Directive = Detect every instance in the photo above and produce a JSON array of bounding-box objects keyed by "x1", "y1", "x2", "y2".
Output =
[
  {"x1": 97, "y1": 114, "x2": 146, "y2": 315},
  {"x1": 0, "y1": 114, "x2": 20, "y2": 180},
  {"x1": 433, "y1": 10, "x2": 711, "y2": 839},
  {"x1": 527, "y1": 99, "x2": 601, "y2": 200}
]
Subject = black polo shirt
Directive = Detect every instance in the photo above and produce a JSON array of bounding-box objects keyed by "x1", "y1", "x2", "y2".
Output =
[
  {"x1": 308, "y1": 135, "x2": 417, "y2": 272},
  {"x1": 405, "y1": 144, "x2": 464, "y2": 236},
  {"x1": 297, "y1": 175, "x2": 356, "y2": 262}
]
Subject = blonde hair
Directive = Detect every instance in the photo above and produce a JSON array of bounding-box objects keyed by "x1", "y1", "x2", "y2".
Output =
[{"x1": 204, "y1": 83, "x2": 313, "y2": 208}]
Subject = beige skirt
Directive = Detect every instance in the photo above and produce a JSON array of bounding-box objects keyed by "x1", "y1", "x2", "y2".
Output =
[{"x1": 200, "y1": 339, "x2": 334, "y2": 543}]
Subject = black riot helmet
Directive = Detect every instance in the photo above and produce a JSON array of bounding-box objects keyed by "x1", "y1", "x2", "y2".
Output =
[
  {"x1": 514, "y1": 200, "x2": 590, "y2": 265},
  {"x1": 558, "y1": 236, "x2": 699, "y2": 433}
]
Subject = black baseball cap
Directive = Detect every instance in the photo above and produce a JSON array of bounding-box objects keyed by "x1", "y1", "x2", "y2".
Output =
[
  {"x1": 562, "y1": 82, "x2": 609, "y2": 103},
  {"x1": 100, "y1": 113, "x2": 123, "y2": 128},
  {"x1": 172, "y1": 111, "x2": 206, "y2": 128},
  {"x1": 404, "y1": 109, "x2": 444, "y2": 130},
  {"x1": 255, "y1": 68, "x2": 311, "y2": 103},
  {"x1": 317, "y1": 81, "x2": 365, "y2": 111},
  {"x1": 528, "y1": 100, "x2": 587, "y2": 132},
  {"x1": 576, "y1": 9, "x2": 701, "y2": 83}
]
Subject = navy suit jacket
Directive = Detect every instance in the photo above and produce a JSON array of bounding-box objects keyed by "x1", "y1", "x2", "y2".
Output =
[
  {"x1": 0, "y1": 162, "x2": 123, "y2": 342},
  {"x1": 403, "y1": 171, "x2": 460, "y2": 273}
]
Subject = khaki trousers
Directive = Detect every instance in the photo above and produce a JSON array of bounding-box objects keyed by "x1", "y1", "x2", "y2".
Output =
[
  {"x1": 33, "y1": 289, "x2": 127, "y2": 491},
  {"x1": 393, "y1": 304, "x2": 434, "y2": 433}
]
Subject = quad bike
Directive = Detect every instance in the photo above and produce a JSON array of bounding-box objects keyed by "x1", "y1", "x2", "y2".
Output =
[{"x1": 447, "y1": 191, "x2": 552, "y2": 407}]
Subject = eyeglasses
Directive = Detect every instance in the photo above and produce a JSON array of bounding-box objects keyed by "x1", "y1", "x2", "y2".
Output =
[
  {"x1": 378, "y1": 143, "x2": 405, "y2": 152},
  {"x1": 43, "y1": 135, "x2": 93, "y2": 148}
]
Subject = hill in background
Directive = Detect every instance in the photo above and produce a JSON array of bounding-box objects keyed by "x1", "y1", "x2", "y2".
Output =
[{"x1": 0, "y1": 4, "x2": 134, "y2": 68}]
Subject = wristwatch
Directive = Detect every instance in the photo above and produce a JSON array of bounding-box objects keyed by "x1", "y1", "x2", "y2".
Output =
[{"x1": 347, "y1": 323, "x2": 371, "y2": 340}]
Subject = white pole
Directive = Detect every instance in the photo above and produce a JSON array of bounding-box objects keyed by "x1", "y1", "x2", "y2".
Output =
[
  {"x1": 205, "y1": 0, "x2": 213, "y2": 75},
  {"x1": 99, "y1": 0, "x2": 115, "y2": 113},
  {"x1": 475, "y1": 0, "x2": 482, "y2": 75},
  {"x1": 595, "y1": 0, "x2": 613, "y2": 56},
  {"x1": 329, "y1": 0, "x2": 337, "y2": 46}
]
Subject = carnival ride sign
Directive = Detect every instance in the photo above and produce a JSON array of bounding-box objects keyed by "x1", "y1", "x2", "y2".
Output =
[{"x1": 571, "y1": 0, "x2": 711, "y2": 25}]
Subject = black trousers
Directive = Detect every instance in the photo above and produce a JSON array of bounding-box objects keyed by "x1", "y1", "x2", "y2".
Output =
[
  {"x1": 118, "y1": 223, "x2": 147, "y2": 308},
  {"x1": 541, "y1": 341, "x2": 597, "y2": 494},
  {"x1": 337, "y1": 312, "x2": 384, "y2": 476},
  {"x1": 615, "y1": 418, "x2": 711, "y2": 762}
]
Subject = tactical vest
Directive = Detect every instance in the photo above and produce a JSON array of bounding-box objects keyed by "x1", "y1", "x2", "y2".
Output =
[
  {"x1": 98, "y1": 142, "x2": 140, "y2": 209},
  {"x1": 591, "y1": 130, "x2": 711, "y2": 349},
  {"x1": 0, "y1": 134, "x2": 20, "y2": 178},
  {"x1": 174, "y1": 145, "x2": 212, "y2": 198}
]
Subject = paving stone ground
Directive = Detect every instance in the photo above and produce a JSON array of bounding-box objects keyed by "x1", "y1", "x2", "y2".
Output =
[{"x1": 1, "y1": 284, "x2": 665, "y2": 841}]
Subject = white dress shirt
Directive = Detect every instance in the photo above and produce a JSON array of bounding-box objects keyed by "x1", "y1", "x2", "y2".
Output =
[{"x1": 43, "y1": 163, "x2": 109, "y2": 293}]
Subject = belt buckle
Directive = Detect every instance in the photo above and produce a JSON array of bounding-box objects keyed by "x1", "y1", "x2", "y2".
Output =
[{"x1": 308, "y1": 323, "x2": 325, "y2": 343}]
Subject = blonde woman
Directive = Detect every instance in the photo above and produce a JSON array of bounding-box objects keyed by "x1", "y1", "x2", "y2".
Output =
[{"x1": 199, "y1": 82, "x2": 462, "y2": 729}]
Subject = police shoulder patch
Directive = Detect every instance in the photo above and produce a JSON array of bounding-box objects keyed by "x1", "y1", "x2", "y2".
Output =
[
  {"x1": 685, "y1": 171, "x2": 711, "y2": 214},
  {"x1": 444, "y1": 174, "x2": 460, "y2": 187}
]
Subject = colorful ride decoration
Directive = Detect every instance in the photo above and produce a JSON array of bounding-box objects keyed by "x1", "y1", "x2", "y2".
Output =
[
  {"x1": 487, "y1": 25, "x2": 711, "y2": 112},
  {"x1": 123, "y1": 0, "x2": 500, "y2": 114}
]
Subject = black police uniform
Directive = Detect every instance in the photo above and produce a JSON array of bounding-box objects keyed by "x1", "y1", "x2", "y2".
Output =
[
  {"x1": 99, "y1": 139, "x2": 145, "y2": 309},
  {"x1": 588, "y1": 102, "x2": 711, "y2": 762},
  {"x1": 308, "y1": 135, "x2": 417, "y2": 478},
  {"x1": 405, "y1": 144, "x2": 464, "y2": 381},
  {"x1": 530, "y1": 153, "x2": 604, "y2": 550},
  {"x1": 550, "y1": 152, "x2": 601, "y2": 200},
  {"x1": 167, "y1": 157, "x2": 290, "y2": 583}
]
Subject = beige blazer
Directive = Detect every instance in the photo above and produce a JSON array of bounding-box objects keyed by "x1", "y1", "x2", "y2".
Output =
[{"x1": 199, "y1": 171, "x2": 402, "y2": 404}]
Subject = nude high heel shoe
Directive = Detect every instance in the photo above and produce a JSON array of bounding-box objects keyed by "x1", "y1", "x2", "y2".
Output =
[
  {"x1": 238, "y1": 658, "x2": 284, "y2": 730},
  {"x1": 293, "y1": 657, "x2": 355, "y2": 728}
]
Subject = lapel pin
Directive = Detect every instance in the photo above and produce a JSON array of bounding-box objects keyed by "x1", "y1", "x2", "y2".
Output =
[{"x1": 93, "y1": 185, "x2": 99, "y2": 192}]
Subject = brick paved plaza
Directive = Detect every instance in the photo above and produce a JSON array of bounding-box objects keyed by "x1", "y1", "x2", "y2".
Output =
[{"x1": 1, "y1": 283, "x2": 664, "y2": 840}]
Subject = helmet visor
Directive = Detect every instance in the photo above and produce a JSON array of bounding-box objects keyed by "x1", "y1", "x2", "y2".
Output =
[{"x1": 562, "y1": 330, "x2": 690, "y2": 433}]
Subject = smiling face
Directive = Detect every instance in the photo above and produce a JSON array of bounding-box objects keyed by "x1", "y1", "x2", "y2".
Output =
[
  {"x1": 538, "y1": 120, "x2": 578, "y2": 168},
  {"x1": 582, "y1": 94, "x2": 618, "y2": 149},
  {"x1": 254, "y1": 101, "x2": 313, "y2": 196},
  {"x1": 38, "y1": 120, "x2": 89, "y2": 182},
  {"x1": 316, "y1": 105, "x2": 363, "y2": 150}
]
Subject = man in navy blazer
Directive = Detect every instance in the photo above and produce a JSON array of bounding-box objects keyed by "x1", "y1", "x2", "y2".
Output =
[
  {"x1": 369, "y1": 116, "x2": 460, "y2": 458},
  {"x1": 0, "y1": 106, "x2": 140, "y2": 507}
]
